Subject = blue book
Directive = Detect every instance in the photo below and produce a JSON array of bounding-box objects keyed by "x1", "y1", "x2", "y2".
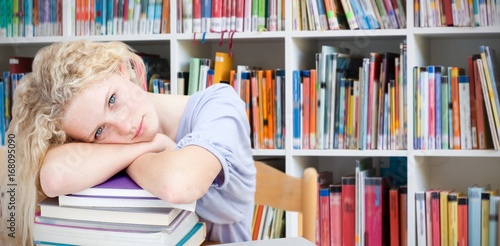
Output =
[
  {"x1": 176, "y1": 222, "x2": 206, "y2": 246},
  {"x1": 153, "y1": 0, "x2": 163, "y2": 34},
  {"x1": 0, "y1": 81, "x2": 4, "y2": 145},
  {"x1": 201, "y1": 0, "x2": 211, "y2": 32},
  {"x1": 95, "y1": 0, "x2": 104, "y2": 35},
  {"x1": 435, "y1": 66, "x2": 442, "y2": 149},
  {"x1": 275, "y1": 69, "x2": 284, "y2": 150},
  {"x1": 146, "y1": 0, "x2": 156, "y2": 34},
  {"x1": 106, "y1": 0, "x2": 114, "y2": 35},
  {"x1": 293, "y1": 70, "x2": 301, "y2": 149},
  {"x1": 468, "y1": 184, "x2": 490, "y2": 245}
]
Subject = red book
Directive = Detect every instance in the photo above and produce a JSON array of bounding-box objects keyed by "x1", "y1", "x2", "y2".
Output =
[
  {"x1": 210, "y1": 0, "x2": 222, "y2": 32},
  {"x1": 9, "y1": 56, "x2": 34, "y2": 75},
  {"x1": 468, "y1": 56, "x2": 479, "y2": 149},
  {"x1": 389, "y1": 187, "x2": 400, "y2": 246},
  {"x1": 252, "y1": 204, "x2": 264, "y2": 240},
  {"x1": 329, "y1": 184, "x2": 342, "y2": 246},
  {"x1": 399, "y1": 186, "x2": 408, "y2": 246},
  {"x1": 193, "y1": 0, "x2": 202, "y2": 33},
  {"x1": 457, "y1": 196, "x2": 468, "y2": 246},
  {"x1": 473, "y1": 55, "x2": 489, "y2": 149},
  {"x1": 319, "y1": 188, "x2": 330, "y2": 246},
  {"x1": 442, "y1": 0, "x2": 453, "y2": 26},
  {"x1": 431, "y1": 191, "x2": 441, "y2": 246},
  {"x1": 342, "y1": 176, "x2": 356, "y2": 246},
  {"x1": 365, "y1": 177, "x2": 389, "y2": 246}
]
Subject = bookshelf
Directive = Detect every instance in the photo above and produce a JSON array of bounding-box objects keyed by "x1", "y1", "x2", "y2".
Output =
[{"x1": 1, "y1": 1, "x2": 500, "y2": 245}]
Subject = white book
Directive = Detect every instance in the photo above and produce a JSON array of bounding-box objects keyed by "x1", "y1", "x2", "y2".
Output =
[
  {"x1": 415, "y1": 191, "x2": 427, "y2": 246},
  {"x1": 39, "y1": 197, "x2": 182, "y2": 226},
  {"x1": 243, "y1": 0, "x2": 253, "y2": 32},
  {"x1": 33, "y1": 211, "x2": 200, "y2": 246},
  {"x1": 182, "y1": 0, "x2": 193, "y2": 33},
  {"x1": 458, "y1": 75, "x2": 472, "y2": 149}
]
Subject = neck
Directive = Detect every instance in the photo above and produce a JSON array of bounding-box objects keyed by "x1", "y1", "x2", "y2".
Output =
[{"x1": 149, "y1": 93, "x2": 190, "y2": 141}]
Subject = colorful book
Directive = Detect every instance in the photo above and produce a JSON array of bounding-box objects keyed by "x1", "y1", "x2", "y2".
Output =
[{"x1": 33, "y1": 210, "x2": 200, "y2": 246}]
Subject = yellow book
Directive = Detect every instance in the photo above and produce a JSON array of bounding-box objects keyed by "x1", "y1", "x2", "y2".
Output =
[
  {"x1": 447, "y1": 192, "x2": 459, "y2": 246},
  {"x1": 480, "y1": 51, "x2": 500, "y2": 143},
  {"x1": 213, "y1": 52, "x2": 234, "y2": 84},
  {"x1": 440, "y1": 190, "x2": 450, "y2": 246}
]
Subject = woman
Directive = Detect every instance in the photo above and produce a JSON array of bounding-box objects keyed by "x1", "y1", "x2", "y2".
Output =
[{"x1": 0, "y1": 40, "x2": 255, "y2": 245}]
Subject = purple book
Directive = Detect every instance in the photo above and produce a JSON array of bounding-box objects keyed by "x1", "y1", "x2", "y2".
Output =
[{"x1": 71, "y1": 171, "x2": 155, "y2": 198}]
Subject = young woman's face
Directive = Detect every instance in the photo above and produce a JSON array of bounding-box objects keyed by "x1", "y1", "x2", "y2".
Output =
[{"x1": 61, "y1": 73, "x2": 159, "y2": 144}]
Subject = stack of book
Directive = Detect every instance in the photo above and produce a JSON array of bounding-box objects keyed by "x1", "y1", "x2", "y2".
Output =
[{"x1": 34, "y1": 171, "x2": 205, "y2": 246}]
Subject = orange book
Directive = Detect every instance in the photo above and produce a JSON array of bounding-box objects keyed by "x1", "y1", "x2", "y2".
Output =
[
  {"x1": 252, "y1": 204, "x2": 264, "y2": 240},
  {"x1": 451, "y1": 67, "x2": 462, "y2": 149},
  {"x1": 389, "y1": 187, "x2": 400, "y2": 246},
  {"x1": 457, "y1": 196, "x2": 468, "y2": 246},
  {"x1": 250, "y1": 71, "x2": 260, "y2": 149},
  {"x1": 399, "y1": 186, "x2": 408, "y2": 246},
  {"x1": 473, "y1": 56, "x2": 489, "y2": 149},
  {"x1": 468, "y1": 55, "x2": 479, "y2": 149},
  {"x1": 257, "y1": 70, "x2": 266, "y2": 148},
  {"x1": 161, "y1": 0, "x2": 170, "y2": 33},
  {"x1": 310, "y1": 69, "x2": 317, "y2": 149},
  {"x1": 229, "y1": 69, "x2": 236, "y2": 88},
  {"x1": 213, "y1": 52, "x2": 234, "y2": 84}
]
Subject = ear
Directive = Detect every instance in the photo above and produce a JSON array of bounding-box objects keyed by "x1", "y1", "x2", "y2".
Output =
[{"x1": 117, "y1": 62, "x2": 133, "y2": 82}]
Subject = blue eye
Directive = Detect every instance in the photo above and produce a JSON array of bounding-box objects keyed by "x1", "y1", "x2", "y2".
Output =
[
  {"x1": 95, "y1": 127, "x2": 103, "y2": 139},
  {"x1": 109, "y1": 94, "x2": 116, "y2": 105}
]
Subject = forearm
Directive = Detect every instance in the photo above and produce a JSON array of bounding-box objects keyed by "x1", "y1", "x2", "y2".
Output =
[
  {"x1": 126, "y1": 145, "x2": 222, "y2": 204},
  {"x1": 40, "y1": 141, "x2": 155, "y2": 197}
]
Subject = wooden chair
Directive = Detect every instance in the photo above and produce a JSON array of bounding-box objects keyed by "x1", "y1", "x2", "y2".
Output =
[{"x1": 254, "y1": 161, "x2": 318, "y2": 243}]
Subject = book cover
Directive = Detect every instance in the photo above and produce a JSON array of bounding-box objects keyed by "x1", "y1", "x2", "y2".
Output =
[
  {"x1": 319, "y1": 188, "x2": 331, "y2": 246},
  {"x1": 365, "y1": 176, "x2": 389, "y2": 246},
  {"x1": 389, "y1": 187, "x2": 400, "y2": 246},
  {"x1": 399, "y1": 186, "x2": 407, "y2": 246},
  {"x1": 468, "y1": 184, "x2": 490, "y2": 245},
  {"x1": 415, "y1": 191, "x2": 427, "y2": 246},
  {"x1": 430, "y1": 190, "x2": 441, "y2": 246},
  {"x1": 71, "y1": 171, "x2": 155, "y2": 198},
  {"x1": 342, "y1": 176, "x2": 356, "y2": 246},
  {"x1": 458, "y1": 196, "x2": 468, "y2": 246},
  {"x1": 329, "y1": 184, "x2": 342, "y2": 246},
  {"x1": 448, "y1": 192, "x2": 459, "y2": 246}
]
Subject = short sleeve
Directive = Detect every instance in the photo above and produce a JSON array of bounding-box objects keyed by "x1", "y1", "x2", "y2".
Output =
[{"x1": 175, "y1": 83, "x2": 256, "y2": 226}]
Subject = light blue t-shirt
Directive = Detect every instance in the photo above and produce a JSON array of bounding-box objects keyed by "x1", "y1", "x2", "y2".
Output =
[{"x1": 175, "y1": 83, "x2": 256, "y2": 243}]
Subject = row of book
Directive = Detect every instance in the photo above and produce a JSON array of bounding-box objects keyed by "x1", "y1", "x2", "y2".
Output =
[
  {"x1": 414, "y1": 0, "x2": 500, "y2": 27},
  {"x1": 413, "y1": 45, "x2": 500, "y2": 150},
  {"x1": 414, "y1": 184, "x2": 500, "y2": 246},
  {"x1": 0, "y1": 0, "x2": 171, "y2": 38},
  {"x1": 34, "y1": 171, "x2": 205, "y2": 245},
  {"x1": 292, "y1": 0, "x2": 407, "y2": 31},
  {"x1": 251, "y1": 204, "x2": 285, "y2": 240},
  {"x1": 0, "y1": 0, "x2": 63, "y2": 38},
  {"x1": 178, "y1": 0, "x2": 286, "y2": 34},
  {"x1": 183, "y1": 52, "x2": 286, "y2": 149},
  {"x1": 293, "y1": 43, "x2": 408, "y2": 150},
  {"x1": 315, "y1": 156, "x2": 408, "y2": 246}
]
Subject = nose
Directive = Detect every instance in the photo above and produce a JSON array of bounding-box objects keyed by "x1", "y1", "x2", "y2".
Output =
[{"x1": 108, "y1": 107, "x2": 134, "y2": 136}]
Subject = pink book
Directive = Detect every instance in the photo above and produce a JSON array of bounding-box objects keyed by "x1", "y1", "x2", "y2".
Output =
[
  {"x1": 330, "y1": 184, "x2": 342, "y2": 246},
  {"x1": 365, "y1": 177, "x2": 389, "y2": 246}
]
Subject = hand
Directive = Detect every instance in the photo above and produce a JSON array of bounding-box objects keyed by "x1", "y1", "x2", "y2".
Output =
[{"x1": 147, "y1": 133, "x2": 177, "y2": 153}]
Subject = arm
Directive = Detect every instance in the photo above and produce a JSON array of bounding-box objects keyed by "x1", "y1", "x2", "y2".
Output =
[
  {"x1": 126, "y1": 145, "x2": 221, "y2": 204},
  {"x1": 40, "y1": 134, "x2": 172, "y2": 197}
]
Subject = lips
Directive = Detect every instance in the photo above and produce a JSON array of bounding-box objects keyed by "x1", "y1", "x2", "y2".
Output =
[{"x1": 133, "y1": 117, "x2": 144, "y2": 139}]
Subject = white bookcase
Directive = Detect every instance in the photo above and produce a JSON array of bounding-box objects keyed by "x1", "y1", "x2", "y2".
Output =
[{"x1": 1, "y1": 1, "x2": 500, "y2": 245}]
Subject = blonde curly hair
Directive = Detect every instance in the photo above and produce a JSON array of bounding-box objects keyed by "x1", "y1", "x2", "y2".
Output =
[{"x1": 0, "y1": 40, "x2": 146, "y2": 245}]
